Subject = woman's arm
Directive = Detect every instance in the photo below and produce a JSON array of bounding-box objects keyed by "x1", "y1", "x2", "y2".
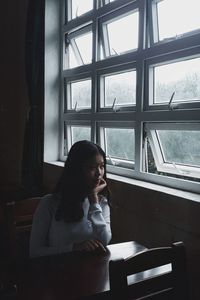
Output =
[
  {"x1": 88, "y1": 197, "x2": 112, "y2": 246},
  {"x1": 29, "y1": 196, "x2": 59, "y2": 258}
]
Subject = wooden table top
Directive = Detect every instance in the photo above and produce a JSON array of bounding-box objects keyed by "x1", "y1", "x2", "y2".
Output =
[{"x1": 14, "y1": 241, "x2": 146, "y2": 300}]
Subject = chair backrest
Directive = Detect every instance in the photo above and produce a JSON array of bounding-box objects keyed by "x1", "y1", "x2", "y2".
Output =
[
  {"x1": 5, "y1": 197, "x2": 41, "y2": 259},
  {"x1": 14, "y1": 197, "x2": 41, "y2": 230},
  {"x1": 109, "y1": 241, "x2": 188, "y2": 300}
]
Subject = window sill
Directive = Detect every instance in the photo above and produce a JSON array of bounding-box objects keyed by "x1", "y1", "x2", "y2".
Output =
[{"x1": 45, "y1": 161, "x2": 200, "y2": 203}]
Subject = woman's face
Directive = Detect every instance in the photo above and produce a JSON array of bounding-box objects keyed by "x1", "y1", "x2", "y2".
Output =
[{"x1": 83, "y1": 154, "x2": 105, "y2": 189}]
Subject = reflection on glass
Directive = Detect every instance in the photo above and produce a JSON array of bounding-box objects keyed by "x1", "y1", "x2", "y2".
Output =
[
  {"x1": 157, "y1": 0, "x2": 200, "y2": 41},
  {"x1": 71, "y1": 79, "x2": 91, "y2": 109},
  {"x1": 106, "y1": 11, "x2": 139, "y2": 55},
  {"x1": 71, "y1": 126, "x2": 91, "y2": 145},
  {"x1": 157, "y1": 130, "x2": 200, "y2": 167},
  {"x1": 104, "y1": 71, "x2": 136, "y2": 107},
  {"x1": 71, "y1": 0, "x2": 93, "y2": 19},
  {"x1": 105, "y1": 128, "x2": 135, "y2": 161},
  {"x1": 154, "y1": 57, "x2": 200, "y2": 103}
]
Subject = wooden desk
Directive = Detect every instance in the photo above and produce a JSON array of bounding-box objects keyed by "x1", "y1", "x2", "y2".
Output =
[{"x1": 14, "y1": 241, "x2": 146, "y2": 300}]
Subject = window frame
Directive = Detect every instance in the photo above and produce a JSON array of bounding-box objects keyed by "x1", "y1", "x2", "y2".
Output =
[
  {"x1": 97, "y1": 121, "x2": 136, "y2": 175},
  {"x1": 49, "y1": 0, "x2": 200, "y2": 194},
  {"x1": 146, "y1": 122, "x2": 200, "y2": 179},
  {"x1": 144, "y1": 47, "x2": 200, "y2": 111},
  {"x1": 66, "y1": 0, "x2": 94, "y2": 21},
  {"x1": 97, "y1": 62, "x2": 137, "y2": 112},
  {"x1": 149, "y1": 0, "x2": 200, "y2": 45},
  {"x1": 98, "y1": 3, "x2": 140, "y2": 59}
]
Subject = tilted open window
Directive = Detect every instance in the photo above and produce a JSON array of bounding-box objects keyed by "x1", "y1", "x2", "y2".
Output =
[
  {"x1": 99, "y1": 5, "x2": 139, "y2": 59},
  {"x1": 150, "y1": 0, "x2": 200, "y2": 44},
  {"x1": 145, "y1": 123, "x2": 200, "y2": 180}
]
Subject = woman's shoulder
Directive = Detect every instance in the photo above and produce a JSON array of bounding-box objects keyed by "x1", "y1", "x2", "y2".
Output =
[{"x1": 37, "y1": 193, "x2": 60, "y2": 212}]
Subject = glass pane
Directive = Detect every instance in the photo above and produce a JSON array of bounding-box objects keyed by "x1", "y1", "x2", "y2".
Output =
[
  {"x1": 71, "y1": 0, "x2": 93, "y2": 19},
  {"x1": 154, "y1": 57, "x2": 200, "y2": 104},
  {"x1": 68, "y1": 32, "x2": 92, "y2": 69},
  {"x1": 104, "y1": 71, "x2": 136, "y2": 107},
  {"x1": 157, "y1": 130, "x2": 200, "y2": 167},
  {"x1": 75, "y1": 32, "x2": 92, "y2": 65},
  {"x1": 68, "y1": 44, "x2": 79, "y2": 69},
  {"x1": 106, "y1": 11, "x2": 139, "y2": 55},
  {"x1": 157, "y1": 0, "x2": 200, "y2": 41},
  {"x1": 105, "y1": 128, "x2": 135, "y2": 161},
  {"x1": 71, "y1": 79, "x2": 91, "y2": 109},
  {"x1": 71, "y1": 126, "x2": 91, "y2": 145}
]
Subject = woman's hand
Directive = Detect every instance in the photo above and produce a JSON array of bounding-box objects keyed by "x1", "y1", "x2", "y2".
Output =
[
  {"x1": 73, "y1": 239, "x2": 106, "y2": 252},
  {"x1": 88, "y1": 178, "x2": 107, "y2": 203}
]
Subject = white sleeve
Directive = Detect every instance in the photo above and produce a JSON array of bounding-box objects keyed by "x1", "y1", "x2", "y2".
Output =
[
  {"x1": 29, "y1": 196, "x2": 59, "y2": 258},
  {"x1": 88, "y1": 198, "x2": 112, "y2": 246}
]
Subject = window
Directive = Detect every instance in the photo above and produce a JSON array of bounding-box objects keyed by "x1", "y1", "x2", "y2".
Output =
[
  {"x1": 64, "y1": 123, "x2": 91, "y2": 156},
  {"x1": 65, "y1": 78, "x2": 92, "y2": 111},
  {"x1": 145, "y1": 123, "x2": 200, "y2": 180},
  {"x1": 67, "y1": 0, "x2": 93, "y2": 20},
  {"x1": 98, "y1": 66, "x2": 137, "y2": 110},
  {"x1": 99, "y1": 9, "x2": 139, "y2": 59},
  {"x1": 155, "y1": 0, "x2": 200, "y2": 42},
  {"x1": 57, "y1": 0, "x2": 200, "y2": 193},
  {"x1": 99, "y1": 123, "x2": 135, "y2": 169},
  {"x1": 64, "y1": 25, "x2": 93, "y2": 69}
]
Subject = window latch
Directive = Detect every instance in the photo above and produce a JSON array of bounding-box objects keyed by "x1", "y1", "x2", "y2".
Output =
[
  {"x1": 73, "y1": 101, "x2": 81, "y2": 113},
  {"x1": 108, "y1": 155, "x2": 116, "y2": 166},
  {"x1": 168, "y1": 91, "x2": 176, "y2": 110},
  {"x1": 76, "y1": 7, "x2": 79, "y2": 18},
  {"x1": 112, "y1": 98, "x2": 120, "y2": 112}
]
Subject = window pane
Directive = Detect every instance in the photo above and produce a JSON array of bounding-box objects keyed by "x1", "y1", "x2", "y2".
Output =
[
  {"x1": 157, "y1": 130, "x2": 200, "y2": 167},
  {"x1": 106, "y1": 11, "x2": 139, "y2": 56},
  {"x1": 154, "y1": 57, "x2": 200, "y2": 104},
  {"x1": 105, "y1": 128, "x2": 135, "y2": 161},
  {"x1": 71, "y1": 126, "x2": 91, "y2": 145},
  {"x1": 71, "y1": 0, "x2": 93, "y2": 19},
  {"x1": 68, "y1": 32, "x2": 92, "y2": 68},
  {"x1": 68, "y1": 44, "x2": 79, "y2": 68},
  {"x1": 157, "y1": 0, "x2": 200, "y2": 41},
  {"x1": 71, "y1": 79, "x2": 91, "y2": 109},
  {"x1": 145, "y1": 124, "x2": 200, "y2": 181},
  {"x1": 103, "y1": 71, "x2": 136, "y2": 107},
  {"x1": 75, "y1": 32, "x2": 92, "y2": 64}
]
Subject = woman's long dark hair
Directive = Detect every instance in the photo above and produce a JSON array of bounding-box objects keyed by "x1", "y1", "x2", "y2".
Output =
[{"x1": 54, "y1": 140, "x2": 110, "y2": 222}]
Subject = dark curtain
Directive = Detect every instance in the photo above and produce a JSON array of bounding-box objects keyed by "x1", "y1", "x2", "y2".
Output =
[{"x1": 21, "y1": 0, "x2": 45, "y2": 196}]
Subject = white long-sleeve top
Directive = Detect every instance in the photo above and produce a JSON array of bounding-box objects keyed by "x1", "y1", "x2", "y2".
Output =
[{"x1": 29, "y1": 194, "x2": 112, "y2": 258}]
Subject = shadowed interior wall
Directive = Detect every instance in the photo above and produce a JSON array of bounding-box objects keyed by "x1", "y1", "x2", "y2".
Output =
[{"x1": 0, "y1": 1, "x2": 29, "y2": 190}]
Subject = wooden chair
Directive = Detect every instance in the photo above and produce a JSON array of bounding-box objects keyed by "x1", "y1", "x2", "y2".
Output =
[
  {"x1": 109, "y1": 241, "x2": 188, "y2": 300},
  {"x1": 15, "y1": 197, "x2": 41, "y2": 258},
  {"x1": 5, "y1": 197, "x2": 41, "y2": 259},
  {"x1": 14, "y1": 197, "x2": 40, "y2": 231}
]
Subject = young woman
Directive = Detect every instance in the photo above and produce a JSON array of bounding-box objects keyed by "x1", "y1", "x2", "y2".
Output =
[{"x1": 29, "y1": 140, "x2": 112, "y2": 257}]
